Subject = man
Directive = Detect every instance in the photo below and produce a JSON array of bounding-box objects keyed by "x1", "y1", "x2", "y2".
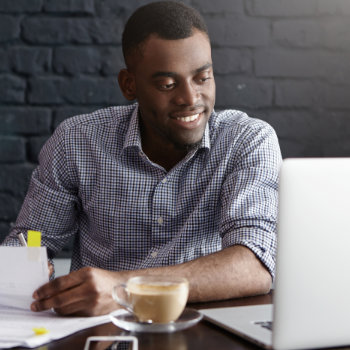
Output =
[{"x1": 2, "y1": 1, "x2": 281, "y2": 316}]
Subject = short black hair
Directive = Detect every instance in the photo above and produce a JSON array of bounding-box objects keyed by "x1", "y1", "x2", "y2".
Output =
[{"x1": 122, "y1": 1, "x2": 209, "y2": 66}]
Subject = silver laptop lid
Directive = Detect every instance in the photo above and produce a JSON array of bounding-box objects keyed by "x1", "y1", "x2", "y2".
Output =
[{"x1": 273, "y1": 158, "x2": 350, "y2": 350}]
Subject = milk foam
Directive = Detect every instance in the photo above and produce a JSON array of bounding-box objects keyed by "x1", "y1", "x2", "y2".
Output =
[{"x1": 128, "y1": 281, "x2": 186, "y2": 295}]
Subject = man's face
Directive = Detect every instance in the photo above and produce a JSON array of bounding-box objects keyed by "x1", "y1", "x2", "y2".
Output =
[{"x1": 131, "y1": 30, "x2": 216, "y2": 152}]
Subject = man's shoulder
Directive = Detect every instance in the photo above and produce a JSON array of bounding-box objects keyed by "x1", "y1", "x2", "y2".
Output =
[
  {"x1": 57, "y1": 104, "x2": 137, "y2": 132},
  {"x1": 210, "y1": 109, "x2": 274, "y2": 137}
]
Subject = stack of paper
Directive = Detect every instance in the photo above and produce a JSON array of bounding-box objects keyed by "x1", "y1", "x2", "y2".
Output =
[
  {"x1": 0, "y1": 246, "x2": 113, "y2": 348},
  {"x1": 0, "y1": 305, "x2": 112, "y2": 348}
]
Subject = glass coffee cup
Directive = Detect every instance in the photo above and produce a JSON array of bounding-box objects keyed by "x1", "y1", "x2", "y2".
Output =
[{"x1": 112, "y1": 275, "x2": 189, "y2": 324}]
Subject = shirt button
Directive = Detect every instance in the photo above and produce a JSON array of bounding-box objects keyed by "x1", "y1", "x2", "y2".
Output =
[
  {"x1": 157, "y1": 217, "x2": 163, "y2": 225},
  {"x1": 162, "y1": 178, "x2": 167, "y2": 184},
  {"x1": 151, "y1": 251, "x2": 158, "y2": 258}
]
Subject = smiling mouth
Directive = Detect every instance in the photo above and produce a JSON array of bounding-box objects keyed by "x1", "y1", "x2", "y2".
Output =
[{"x1": 175, "y1": 113, "x2": 200, "y2": 123}]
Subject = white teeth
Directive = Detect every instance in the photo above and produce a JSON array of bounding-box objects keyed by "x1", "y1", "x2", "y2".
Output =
[{"x1": 176, "y1": 114, "x2": 199, "y2": 122}]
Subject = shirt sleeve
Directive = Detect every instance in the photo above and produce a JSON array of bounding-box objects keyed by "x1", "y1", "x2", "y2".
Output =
[
  {"x1": 2, "y1": 123, "x2": 80, "y2": 259},
  {"x1": 220, "y1": 119, "x2": 282, "y2": 279}
]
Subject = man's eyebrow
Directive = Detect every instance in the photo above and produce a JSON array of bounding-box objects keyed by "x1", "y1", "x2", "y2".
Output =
[
  {"x1": 151, "y1": 63, "x2": 213, "y2": 79},
  {"x1": 152, "y1": 71, "x2": 177, "y2": 79},
  {"x1": 194, "y1": 63, "x2": 213, "y2": 74}
]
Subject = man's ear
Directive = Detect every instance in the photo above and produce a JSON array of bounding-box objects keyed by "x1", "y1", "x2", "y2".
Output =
[{"x1": 118, "y1": 69, "x2": 137, "y2": 101}]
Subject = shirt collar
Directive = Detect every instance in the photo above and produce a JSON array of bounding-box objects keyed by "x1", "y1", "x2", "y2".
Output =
[
  {"x1": 123, "y1": 103, "x2": 212, "y2": 152},
  {"x1": 123, "y1": 104, "x2": 142, "y2": 151}
]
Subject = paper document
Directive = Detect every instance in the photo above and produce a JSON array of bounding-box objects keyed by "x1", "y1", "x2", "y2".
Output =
[
  {"x1": 0, "y1": 246, "x2": 49, "y2": 310},
  {"x1": 0, "y1": 305, "x2": 113, "y2": 348},
  {"x1": 0, "y1": 246, "x2": 114, "y2": 349}
]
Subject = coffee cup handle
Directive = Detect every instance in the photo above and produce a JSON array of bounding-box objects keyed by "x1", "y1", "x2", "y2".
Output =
[{"x1": 112, "y1": 284, "x2": 133, "y2": 313}]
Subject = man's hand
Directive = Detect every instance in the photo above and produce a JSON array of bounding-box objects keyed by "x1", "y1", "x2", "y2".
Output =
[{"x1": 31, "y1": 267, "x2": 122, "y2": 316}]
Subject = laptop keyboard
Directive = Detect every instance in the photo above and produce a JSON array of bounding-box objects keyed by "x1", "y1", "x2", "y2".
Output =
[{"x1": 254, "y1": 321, "x2": 273, "y2": 331}]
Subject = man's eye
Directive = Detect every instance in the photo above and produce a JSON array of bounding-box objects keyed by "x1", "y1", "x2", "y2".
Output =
[
  {"x1": 199, "y1": 76, "x2": 211, "y2": 83},
  {"x1": 159, "y1": 83, "x2": 176, "y2": 90}
]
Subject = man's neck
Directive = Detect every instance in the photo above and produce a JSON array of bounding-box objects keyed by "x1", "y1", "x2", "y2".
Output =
[{"x1": 141, "y1": 139, "x2": 188, "y2": 172}]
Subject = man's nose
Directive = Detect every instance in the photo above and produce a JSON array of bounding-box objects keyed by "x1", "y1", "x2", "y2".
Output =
[{"x1": 173, "y1": 81, "x2": 200, "y2": 106}]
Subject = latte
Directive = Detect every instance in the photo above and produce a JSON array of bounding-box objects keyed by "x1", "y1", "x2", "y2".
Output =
[{"x1": 113, "y1": 276, "x2": 189, "y2": 324}]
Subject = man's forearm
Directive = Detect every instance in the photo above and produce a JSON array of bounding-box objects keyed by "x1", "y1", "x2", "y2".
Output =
[
  {"x1": 122, "y1": 245, "x2": 272, "y2": 303},
  {"x1": 31, "y1": 245, "x2": 272, "y2": 316}
]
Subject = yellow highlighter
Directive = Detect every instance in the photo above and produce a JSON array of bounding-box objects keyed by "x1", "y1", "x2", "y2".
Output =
[
  {"x1": 33, "y1": 327, "x2": 49, "y2": 335},
  {"x1": 27, "y1": 230, "x2": 42, "y2": 247}
]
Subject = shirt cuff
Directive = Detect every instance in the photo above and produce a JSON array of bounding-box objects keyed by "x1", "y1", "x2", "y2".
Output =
[{"x1": 222, "y1": 230, "x2": 276, "y2": 280}]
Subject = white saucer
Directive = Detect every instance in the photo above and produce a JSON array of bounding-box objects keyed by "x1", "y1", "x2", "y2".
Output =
[{"x1": 109, "y1": 308, "x2": 203, "y2": 333}]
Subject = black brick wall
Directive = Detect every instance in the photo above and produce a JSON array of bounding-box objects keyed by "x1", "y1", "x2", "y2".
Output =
[{"x1": 1, "y1": 0, "x2": 350, "y2": 245}]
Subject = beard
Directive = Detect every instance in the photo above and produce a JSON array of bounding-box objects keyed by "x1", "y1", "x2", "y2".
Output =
[{"x1": 172, "y1": 139, "x2": 203, "y2": 153}]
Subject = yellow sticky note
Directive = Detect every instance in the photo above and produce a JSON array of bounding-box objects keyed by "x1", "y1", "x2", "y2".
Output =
[
  {"x1": 33, "y1": 327, "x2": 49, "y2": 335},
  {"x1": 27, "y1": 230, "x2": 41, "y2": 247}
]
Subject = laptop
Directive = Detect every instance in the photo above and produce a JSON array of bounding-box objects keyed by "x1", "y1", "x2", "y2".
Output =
[{"x1": 201, "y1": 158, "x2": 350, "y2": 350}]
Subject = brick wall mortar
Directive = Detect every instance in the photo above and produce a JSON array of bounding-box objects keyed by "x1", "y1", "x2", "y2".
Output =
[{"x1": 1, "y1": 0, "x2": 350, "y2": 244}]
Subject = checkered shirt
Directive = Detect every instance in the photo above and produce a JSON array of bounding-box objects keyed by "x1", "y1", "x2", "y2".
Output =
[{"x1": 3, "y1": 103, "x2": 282, "y2": 278}]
